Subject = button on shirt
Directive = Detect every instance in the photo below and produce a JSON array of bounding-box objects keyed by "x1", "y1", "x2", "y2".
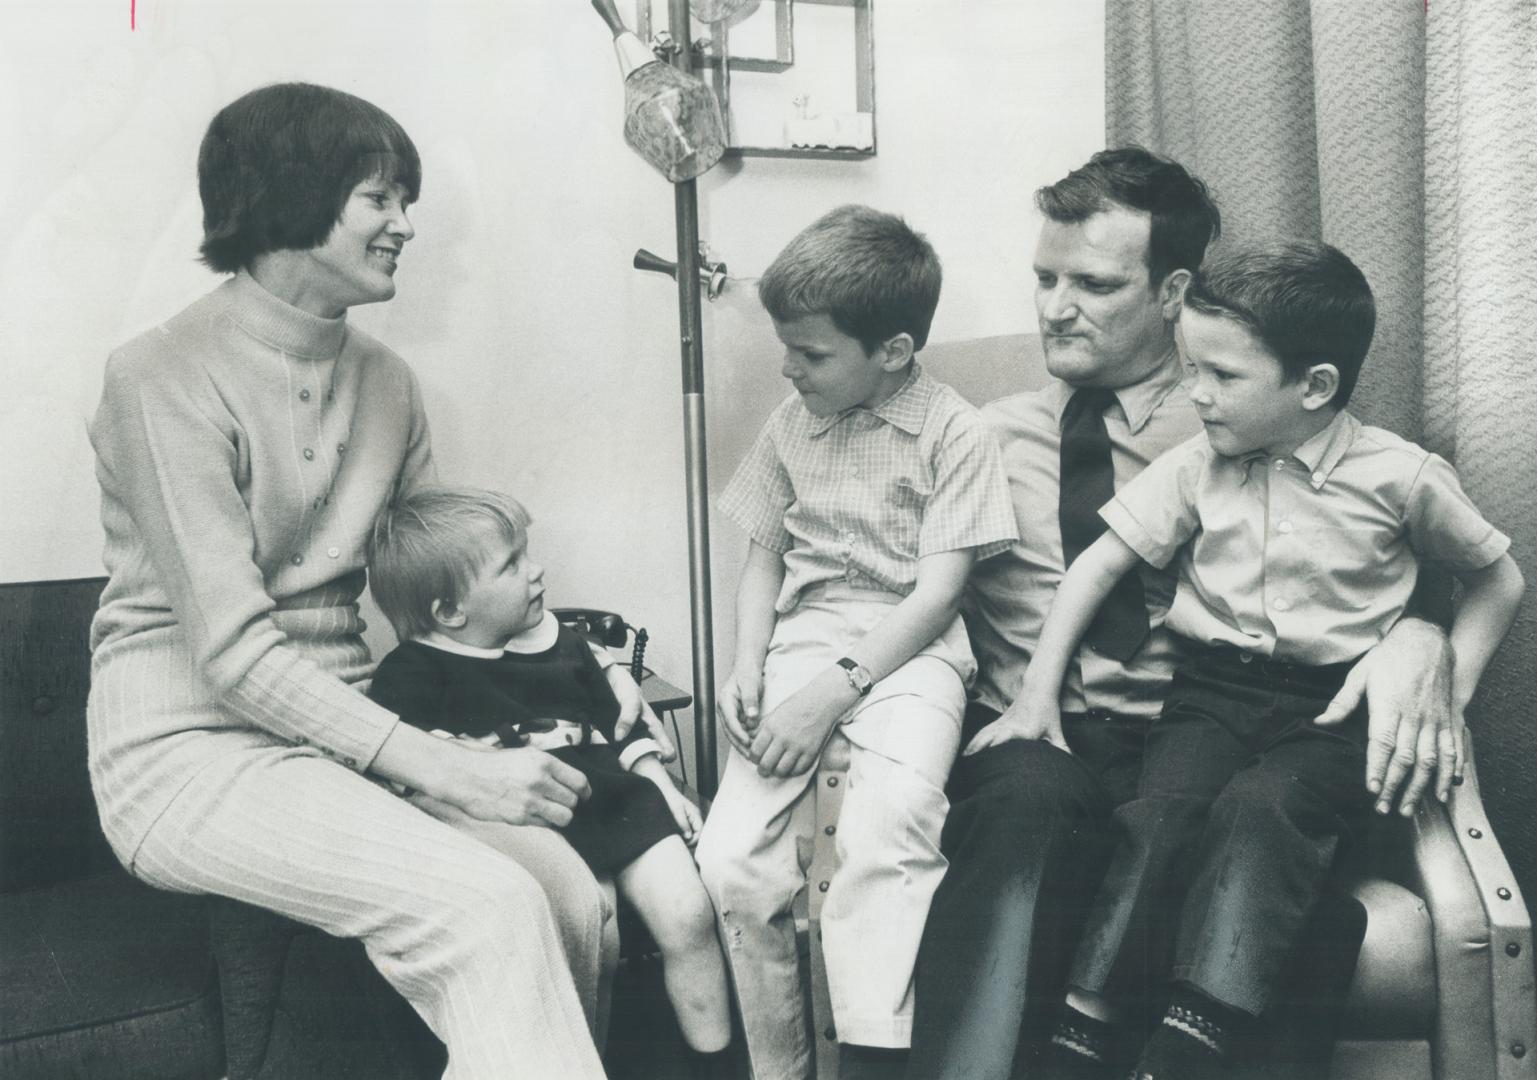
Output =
[
  {"x1": 1102, "y1": 410, "x2": 1510, "y2": 665},
  {"x1": 719, "y1": 364, "x2": 1018, "y2": 614},
  {"x1": 964, "y1": 357, "x2": 1196, "y2": 719}
]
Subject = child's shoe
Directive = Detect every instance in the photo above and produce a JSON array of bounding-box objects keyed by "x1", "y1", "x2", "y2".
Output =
[
  {"x1": 1033, "y1": 1003, "x2": 1118, "y2": 1080},
  {"x1": 687, "y1": 1044, "x2": 738, "y2": 1080},
  {"x1": 1125, "y1": 987, "x2": 1246, "y2": 1080},
  {"x1": 837, "y1": 1043, "x2": 908, "y2": 1080}
]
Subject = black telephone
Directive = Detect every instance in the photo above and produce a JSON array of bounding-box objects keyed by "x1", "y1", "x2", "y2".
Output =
[{"x1": 551, "y1": 608, "x2": 649, "y2": 683}]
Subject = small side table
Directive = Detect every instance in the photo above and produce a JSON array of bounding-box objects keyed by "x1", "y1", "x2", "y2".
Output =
[{"x1": 640, "y1": 672, "x2": 691, "y2": 714}]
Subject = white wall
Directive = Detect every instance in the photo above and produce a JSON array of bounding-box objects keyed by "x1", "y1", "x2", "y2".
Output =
[{"x1": 0, "y1": 0, "x2": 1103, "y2": 781}]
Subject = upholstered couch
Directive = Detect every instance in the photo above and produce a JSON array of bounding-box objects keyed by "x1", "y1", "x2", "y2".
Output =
[
  {"x1": 4, "y1": 393, "x2": 1533, "y2": 1078},
  {"x1": 0, "y1": 576, "x2": 689, "y2": 1080},
  {"x1": 0, "y1": 577, "x2": 451, "y2": 1080},
  {"x1": 1, "y1": 577, "x2": 224, "y2": 1079}
]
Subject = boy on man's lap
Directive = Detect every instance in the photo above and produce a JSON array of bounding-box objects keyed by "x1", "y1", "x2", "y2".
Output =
[{"x1": 979, "y1": 241, "x2": 1525, "y2": 1080}]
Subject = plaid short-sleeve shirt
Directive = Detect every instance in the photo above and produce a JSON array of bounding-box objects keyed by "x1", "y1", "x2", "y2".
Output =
[{"x1": 719, "y1": 363, "x2": 1018, "y2": 614}]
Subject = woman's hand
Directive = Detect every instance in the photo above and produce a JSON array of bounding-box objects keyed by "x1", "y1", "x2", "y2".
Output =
[
  {"x1": 445, "y1": 744, "x2": 592, "y2": 828},
  {"x1": 607, "y1": 665, "x2": 678, "y2": 762},
  {"x1": 373, "y1": 722, "x2": 590, "y2": 828}
]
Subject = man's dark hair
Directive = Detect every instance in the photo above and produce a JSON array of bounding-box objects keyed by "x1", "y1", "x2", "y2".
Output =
[
  {"x1": 758, "y1": 204, "x2": 943, "y2": 353},
  {"x1": 198, "y1": 82, "x2": 422, "y2": 274},
  {"x1": 1185, "y1": 240, "x2": 1377, "y2": 407},
  {"x1": 1035, "y1": 146, "x2": 1221, "y2": 286}
]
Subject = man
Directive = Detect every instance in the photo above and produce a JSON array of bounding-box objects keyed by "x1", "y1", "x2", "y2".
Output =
[{"x1": 906, "y1": 147, "x2": 1455, "y2": 1080}]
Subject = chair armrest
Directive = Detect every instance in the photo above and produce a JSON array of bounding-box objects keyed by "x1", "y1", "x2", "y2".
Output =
[
  {"x1": 1444, "y1": 735, "x2": 1536, "y2": 1079},
  {"x1": 1406, "y1": 733, "x2": 1535, "y2": 1079}
]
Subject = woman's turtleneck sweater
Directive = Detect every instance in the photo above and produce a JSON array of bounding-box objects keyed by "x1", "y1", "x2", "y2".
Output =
[{"x1": 87, "y1": 270, "x2": 434, "y2": 859}]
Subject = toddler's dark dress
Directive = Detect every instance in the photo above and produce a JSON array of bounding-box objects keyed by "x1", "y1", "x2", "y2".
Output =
[{"x1": 369, "y1": 623, "x2": 676, "y2": 873}]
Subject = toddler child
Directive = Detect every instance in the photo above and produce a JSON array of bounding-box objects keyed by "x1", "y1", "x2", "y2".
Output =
[
  {"x1": 695, "y1": 204, "x2": 1019, "y2": 1080},
  {"x1": 367, "y1": 486, "x2": 734, "y2": 1078},
  {"x1": 986, "y1": 241, "x2": 1525, "y2": 1080}
]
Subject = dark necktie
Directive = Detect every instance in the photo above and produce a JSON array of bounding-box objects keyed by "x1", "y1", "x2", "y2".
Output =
[{"x1": 1058, "y1": 387, "x2": 1148, "y2": 662}]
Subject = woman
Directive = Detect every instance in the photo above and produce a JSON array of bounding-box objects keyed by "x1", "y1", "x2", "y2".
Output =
[{"x1": 87, "y1": 82, "x2": 642, "y2": 1078}]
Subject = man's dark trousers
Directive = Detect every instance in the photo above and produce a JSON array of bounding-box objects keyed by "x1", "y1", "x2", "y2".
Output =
[{"x1": 907, "y1": 705, "x2": 1147, "y2": 1079}]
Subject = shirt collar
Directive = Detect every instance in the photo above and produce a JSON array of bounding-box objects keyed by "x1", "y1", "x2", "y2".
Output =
[
  {"x1": 502, "y1": 611, "x2": 562, "y2": 653},
  {"x1": 415, "y1": 611, "x2": 561, "y2": 659},
  {"x1": 1046, "y1": 349, "x2": 1185, "y2": 435},
  {"x1": 1289, "y1": 409, "x2": 1358, "y2": 489},
  {"x1": 808, "y1": 363, "x2": 933, "y2": 437}
]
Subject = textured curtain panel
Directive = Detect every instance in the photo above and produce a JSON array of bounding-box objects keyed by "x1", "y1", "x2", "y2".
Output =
[{"x1": 1107, "y1": 0, "x2": 1537, "y2": 906}]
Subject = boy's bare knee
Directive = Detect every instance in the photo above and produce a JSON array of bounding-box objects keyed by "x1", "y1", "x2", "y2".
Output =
[{"x1": 652, "y1": 882, "x2": 722, "y2": 956}]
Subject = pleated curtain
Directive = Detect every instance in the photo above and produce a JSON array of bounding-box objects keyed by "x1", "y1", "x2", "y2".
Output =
[{"x1": 1106, "y1": 0, "x2": 1537, "y2": 905}]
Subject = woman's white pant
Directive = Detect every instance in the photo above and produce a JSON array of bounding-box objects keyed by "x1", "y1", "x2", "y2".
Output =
[{"x1": 131, "y1": 747, "x2": 609, "y2": 1079}]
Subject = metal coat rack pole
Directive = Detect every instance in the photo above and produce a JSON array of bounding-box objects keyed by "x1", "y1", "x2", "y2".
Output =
[{"x1": 666, "y1": 0, "x2": 719, "y2": 798}]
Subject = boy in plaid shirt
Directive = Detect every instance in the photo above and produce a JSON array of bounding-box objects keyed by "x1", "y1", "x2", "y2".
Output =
[{"x1": 696, "y1": 205, "x2": 1018, "y2": 1080}]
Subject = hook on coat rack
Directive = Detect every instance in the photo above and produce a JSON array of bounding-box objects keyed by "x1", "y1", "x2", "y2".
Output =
[{"x1": 634, "y1": 246, "x2": 729, "y2": 301}]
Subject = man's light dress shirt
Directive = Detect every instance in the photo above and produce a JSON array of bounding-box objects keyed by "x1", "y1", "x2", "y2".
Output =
[{"x1": 965, "y1": 356, "x2": 1198, "y2": 720}]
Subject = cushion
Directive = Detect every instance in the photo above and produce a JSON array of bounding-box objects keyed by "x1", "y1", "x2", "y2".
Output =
[
  {"x1": 1342, "y1": 878, "x2": 1436, "y2": 1037},
  {"x1": 0, "y1": 872, "x2": 223, "y2": 1079}
]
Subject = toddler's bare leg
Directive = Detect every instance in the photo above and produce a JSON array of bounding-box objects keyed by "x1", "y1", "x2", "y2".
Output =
[
  {"x1": 617, "y1": 835, "x2": 732, "y2": 1052},
  {"x1": 596, "y1": 875, "x2": 620, "y2": 1048}
]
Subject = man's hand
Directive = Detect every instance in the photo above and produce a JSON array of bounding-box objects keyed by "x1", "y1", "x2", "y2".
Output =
[
  {"x1": 608, "y1": 666, "x2": 678, "y2": 762},
  {"x1": 718, "y1": 666, "x2": 766, "y2": 759},
  {"x1": 1314, "y1": 618, "x2": 1455, "y2": 815},
  {"x1": 445, "y1": 744, "x2": 592, "y2": 828},
  {"x1": 748, "y1": 668, "x2": 852, "y2": 778},
  {"x1": 963, "y1": 692, "x2": 1069, "y2": 756}
]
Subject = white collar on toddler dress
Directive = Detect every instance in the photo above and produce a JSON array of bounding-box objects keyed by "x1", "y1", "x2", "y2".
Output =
[{"x1": 416, "y1": 611, "x2": 561, "y2": 659}]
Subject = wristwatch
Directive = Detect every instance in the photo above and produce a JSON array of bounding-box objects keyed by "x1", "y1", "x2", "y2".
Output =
[{"x1": 836, "y1": 657, "x2": 874, "y2": 697}]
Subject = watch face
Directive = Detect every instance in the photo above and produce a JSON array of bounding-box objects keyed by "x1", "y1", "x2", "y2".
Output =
[{"x1": 839, "y1": 658, "x2": 873, "y2": 695}]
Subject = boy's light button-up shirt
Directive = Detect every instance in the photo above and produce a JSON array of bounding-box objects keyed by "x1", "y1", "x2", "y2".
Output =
[
  {"x1": 719, "y1": 363, "x2": 1018, "y2": 614},
  {"x1": 1103, "y1": 409, "x2": 1510, "y2": 665}
]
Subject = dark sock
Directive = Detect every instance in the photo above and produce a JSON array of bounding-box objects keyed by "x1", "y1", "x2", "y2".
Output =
[
  {"x1": 687, "y1": 1044, "x2": 736, "y2": 1080},
  {"x1": 1128, "y1": 987, "x2": 1246, "y2": 1080},
  {"x1": 1036, "y1": 1004, "x2": 1116, "y2": 1080},
  {"x1": 838, "y1": 1043, "x2": 909, "y2": 1080}
]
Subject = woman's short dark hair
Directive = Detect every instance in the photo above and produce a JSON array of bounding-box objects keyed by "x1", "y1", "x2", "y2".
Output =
[{"x1": 198, "y1": 82, "x2": 422, "y2": 274}]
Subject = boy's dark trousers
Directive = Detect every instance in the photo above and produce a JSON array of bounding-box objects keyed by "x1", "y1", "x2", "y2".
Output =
[
  {"x1": 1070, "y1": 645, "x2": 1374, "y2": 1018},
  {"x1": 909, "y1": 657, "x2": 1372, "y2": 1080}
]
